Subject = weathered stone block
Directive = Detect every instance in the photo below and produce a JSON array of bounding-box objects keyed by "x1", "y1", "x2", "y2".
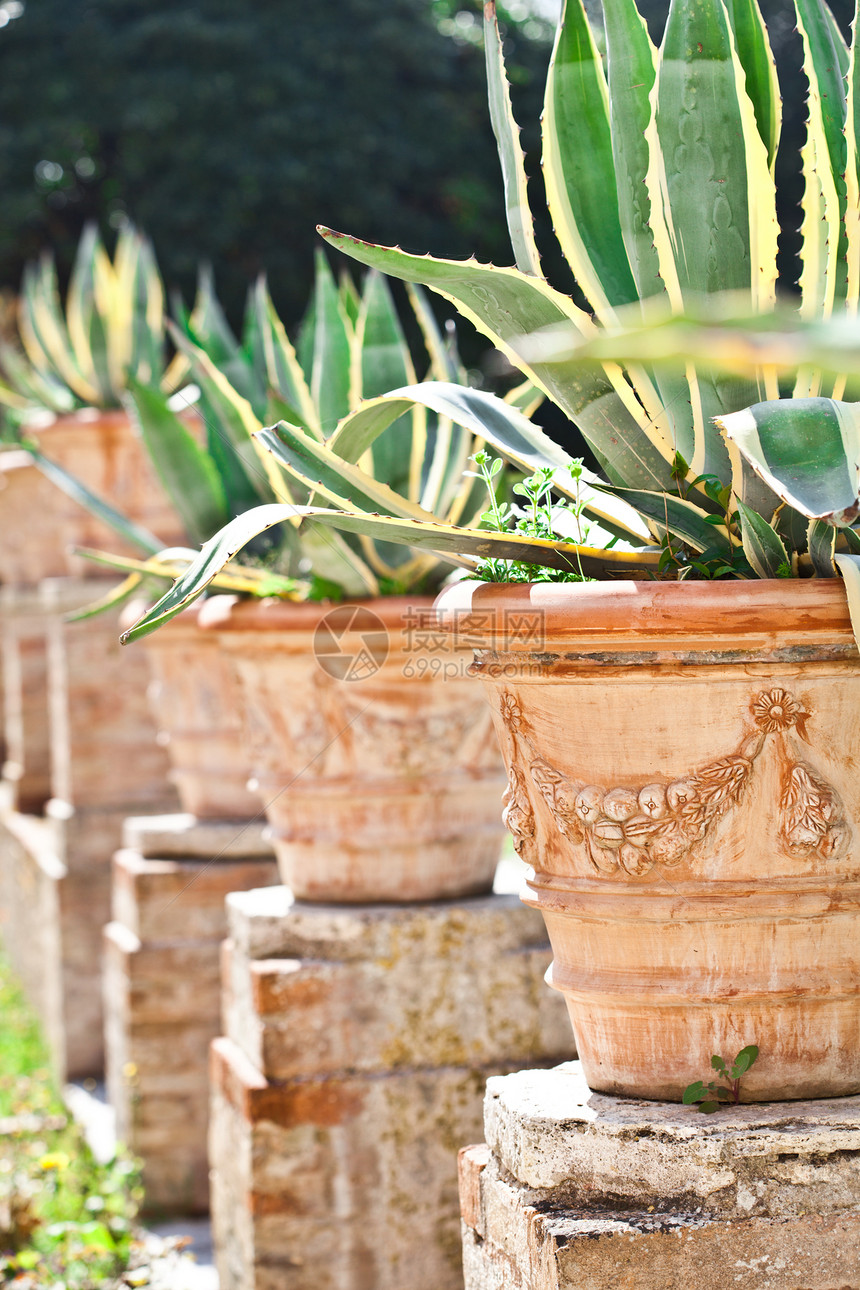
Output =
[
  {"x1": 111, "y1": 845, "x2": 276, "y2": 943},
  {"x1": 484, "y1": 1063, "x2": 860, "y2": 1219},
  {"x1": 461, "y1": 1062, "x2": 860, "y2": 1290},
  {"x1": 122, "y1": 813, "x2": 272, "y2": 861},
  {"x1": 103, "y1": 840, "x2": 278, "y2": 1214},
  {"x1": 211, "y1": 1035, "x2": 495, "y2": 1290},
  {"x1": 0, "y1": 801, "x2": 115, "y2": 1078},
  {"x1": 211, "y1": 887, "x2": 574, "y2": 1289},
  {"x1": 0, "y1": 808, "x2": 65, "y2": 1063},
  {"x1": 223, "y1": 893, "x2": 569, "y2": 1081},
  {"x1": 1, "y1": 586, "x2": 52, "y2": 813}
]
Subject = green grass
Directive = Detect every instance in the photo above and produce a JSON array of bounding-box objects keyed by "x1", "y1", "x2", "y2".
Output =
[{"x1": 0, "y1": 950, "x2": 142, "y2": 1287}]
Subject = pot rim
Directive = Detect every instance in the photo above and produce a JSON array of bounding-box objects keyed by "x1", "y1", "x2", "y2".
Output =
[
  {"x1": 432, "y1": 577, "x2": 856, "y2": 653},
  {"x1": 197, "y1": 592, "x2": 437, "y2": 633}
]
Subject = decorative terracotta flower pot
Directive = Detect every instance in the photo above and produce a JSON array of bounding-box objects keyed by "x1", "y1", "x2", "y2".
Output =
[
  {"x1": 140, "y1": 604, "x2": 262, "y2": 820},
  {"x1": 434, "y1": 578, "x2": 860, "y2": 1102},
  {"x1": 198, "y1": 596, "x2": 506, "y2": 903},
  {"x1": 0, "y1": 409, "x2": 191, "y2": 588}
]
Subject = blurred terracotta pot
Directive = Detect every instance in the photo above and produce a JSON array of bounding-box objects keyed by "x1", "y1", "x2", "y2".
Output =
[
  {"x1": 0, "y1": 409, "x2": 190, "y2": 588},
  {"x1": 434, "y1": 578, "x2": 860, "y2": 1102},
  {"x1": 140, "y1": 603, "x2": 261, "y2": 821},
  {"x1": 198, "y1": 596, "x2": 506, "y2": 903}
]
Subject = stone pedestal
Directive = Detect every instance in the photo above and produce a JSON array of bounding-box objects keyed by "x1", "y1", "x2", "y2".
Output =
[
  {"x1": 103, "y1": 815, "x2": 278, "y2": 1214},
  {"x1": 1, "y1": 586, "x2": 52, "y2": 813},
  {"x1": 459, "y1": 1062, "x2": 860, "y2": 1289},
  {"x1": 209, "y1": 885, "x2": 574, "y2": 1290},
  {"x1": 0, "y1": 578, "x2": 177, "y2": 1078},
  {"x1": 0, "y1": 808, "x2": 65, "y2": 1059}
]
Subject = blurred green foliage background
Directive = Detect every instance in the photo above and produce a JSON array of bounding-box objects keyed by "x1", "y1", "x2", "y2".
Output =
[
  {"x1": 0, "y1": 0, "x2": 854, "y2": 338},
  {"x1": 0, "y1": 0, "x2": 553, "y2": 326}
]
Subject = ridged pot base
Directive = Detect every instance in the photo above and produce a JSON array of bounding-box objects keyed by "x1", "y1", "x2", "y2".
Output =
[{"x1": 435, "y1": 578, "x2": 860, "y2": 1102}]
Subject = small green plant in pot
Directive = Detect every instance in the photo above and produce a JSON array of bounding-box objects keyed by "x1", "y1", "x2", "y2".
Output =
[{"x1": 126, "y1": 0, "x2": 860, "y2": 1096}]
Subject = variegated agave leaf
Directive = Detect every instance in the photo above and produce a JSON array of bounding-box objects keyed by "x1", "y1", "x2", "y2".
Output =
[
  {"x1": 4, "y1": 224, "x2": 170, "y2": 412},
  {"x1": 716, "y1": 397, "x2": 860, "y2": 526}
]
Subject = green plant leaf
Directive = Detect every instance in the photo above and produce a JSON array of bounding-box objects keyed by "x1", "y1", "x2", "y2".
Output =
[
  {"x1": 77, "y1": 1220, "x2": 117, "y2": 1252},
  {"x1": 354, "y1": 270, "x2": 417, "y2": 496},
  {"x1": 654, "y1": 0, "x2": 778, "y2": 310},
  {"x1": 167, "y1": 323, "x2": 281, "y2": 504},
  {"x1": 484, "y1": 1, "x2": 542, "y2": 278},
  {"x1": 317, "y1": 228, "x2": 676, "y2": 487},
  {"x1": 716, "y1": 397, "x2": 860, "y2": 523},
  {"x1": 650, "y1": 0, "x2": 778, "y2": 479},
  {"x1": 736, "y1": 499, "x2": 790, "y2": 578},
  {"x1": 409, "y1": 284, "x2": 458, "y2": 383},
  {"x1": 846, "y1": 0, "x2": 860, "y2": 312},
  {"x1": 252, "y1": 276, "x2": 320, "y2": 434},
  {"x1": 602, "y1": 0, "x2": 660, "y2": 302},
  {"x1": 66, "y1": 223, "x2": 113, "y2": 405},
  {"x1": 355, "y1": 269, "x2": 416, "y2": 398},
  {"x1": 187, "y1": 263, "x2": 241, "y2": 370},
  {"x1": 698, "y1": 1101, "x2": 721, "y2": 1114},
  {"x1": 118, "y1": 504, "x2": 304, "y2": 640},
  {"x1": 289, "y1": 507, "x2": 660, "y2": 578},
  {"x1": 125, "y1": 229, "x2": 166, "y2": 388},
  {"x1": 543, "y1": 0, "x2": 637, "y2": 317},
  {"x1": 294, "y1": 522, "x2": 379, "y2": 598},
  {"x1": 724, "y1": 0, "x2": 781, "y2": 166},
  {"x1": 310, "y1": 250, "x2": 352, "y2": 435},
  {"x1": 256, "y1": 421, "x2": 446, "y2": 523},
  {"x1": 807, "y1": 517, "x2": 838, "y2": 577},
  {"x1": 615, "y1": 488, "x2": 735, "y2": 556},
  {"x1": 328, "y1": 380, "x2": 649, "y2": 542},
  {"x1": 19, "y1": 255, "x2": 95, "y2": 404},
  {"x1": 795, "y1": 0, "x2": 849, "y2": 317},
  {"x1": 682, "y1": 1081, "x2": 707, "y2": 1104},
  {"x1": 834, "y1": 553, "x2": 860, "y2": 647},
  {"x1": 0, "y1": 339, "x2": 75, "y2": 413},
  {"x1": 731, "y1": 1044, "x2": 759, "y2": 1077},
  {"x1": 125, "y1": 377, "x2": 230, "y2": 545}
]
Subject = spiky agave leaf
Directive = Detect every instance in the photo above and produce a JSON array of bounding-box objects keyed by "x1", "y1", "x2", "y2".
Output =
[{"x1": 716, "y1": 397, "x2": 860, "y2": 525}]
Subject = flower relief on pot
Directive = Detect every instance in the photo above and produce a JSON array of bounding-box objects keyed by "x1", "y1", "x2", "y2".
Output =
[{"x1": 497, "y1": 689, "x2": 848, "y2": 876}]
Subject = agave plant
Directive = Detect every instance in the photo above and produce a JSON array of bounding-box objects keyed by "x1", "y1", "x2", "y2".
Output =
[
  {"x1": 304, "y1": 0, "x2": 860, "y2": 566},
  {"x1": 121, "y1": 0, "x2": 860, "y2": 644},
  {"x1": 0, "y1": 222, "x2": 176, "y2": 419},
  {"x1": 64, "y1": 255, "x2": 546, "y2": 621}
]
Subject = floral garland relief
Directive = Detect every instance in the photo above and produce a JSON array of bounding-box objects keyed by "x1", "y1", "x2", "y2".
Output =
[{"x1": 498, "y1": 689, "x2": 847, "y2": 877}]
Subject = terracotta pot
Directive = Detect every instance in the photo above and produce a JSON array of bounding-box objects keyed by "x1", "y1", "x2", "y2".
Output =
[
  {"x1": 0, "y1": 449, "x2": 71, "y2": 587},
  {"x1": 198, "y1": 596, "x2": 506, "y2": 903},
  {"x1": 434, "y1": 578, "x2": 860, "y2": 1102},
  {"x1": 0, "y1": 409, "x2": 191, "y2": 588},
  {"x1": 140, "y1": 604, "x2": 261, "y2": 820}
]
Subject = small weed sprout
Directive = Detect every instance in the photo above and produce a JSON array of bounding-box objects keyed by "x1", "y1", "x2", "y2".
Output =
[
  {"x1": 683, "y1": 1045, "x2": 759, "y2": 1114},
  {"x1": 467, "y1": 450, "x2": 594, "y2": 583}
]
